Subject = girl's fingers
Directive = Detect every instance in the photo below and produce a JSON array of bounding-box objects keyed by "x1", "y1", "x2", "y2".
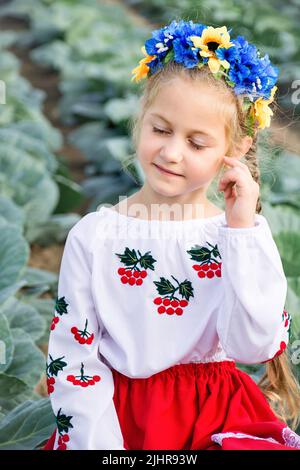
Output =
[
  {"x1": 223, "y1": 156, "x2": 252, "y2": 177},
  {"x1": 218, "y1": 168, "x2": 245, "y2": 189},
  {"x1": 224, "y1": 185, "x2": 234, "y2": 198},
  {"x1": 224, "y1": 181, "x2": 237, "y2": 199}
]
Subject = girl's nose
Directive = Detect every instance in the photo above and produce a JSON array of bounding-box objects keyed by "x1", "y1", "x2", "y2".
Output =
[{"x1": 160, "y1": 137, "x2": 184, "y2": 163}]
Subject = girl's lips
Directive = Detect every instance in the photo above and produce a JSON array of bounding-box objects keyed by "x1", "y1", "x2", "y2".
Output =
[{"x1": 153, "y1": 163, "x2": 182, "y2": 177}]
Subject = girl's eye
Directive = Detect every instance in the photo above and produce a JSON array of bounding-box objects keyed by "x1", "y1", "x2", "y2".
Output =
[
  {"x1": 152, "y1": 127, "x2": 168, "y2": 135},
  {"x1": 152, "y1": 127, "x2": 205, "y2": 151},
  {"x1": 190, "y1": 141, "x2": 205, "y2": 151}
]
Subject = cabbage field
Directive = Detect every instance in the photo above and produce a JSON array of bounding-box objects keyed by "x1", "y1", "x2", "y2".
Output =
[{"x1": 0, "y1": 0, "x2": 300, "y2": 449}]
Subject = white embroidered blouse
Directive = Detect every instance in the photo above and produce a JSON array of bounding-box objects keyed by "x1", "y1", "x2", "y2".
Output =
[{"x1": 46, "y1": 205, "x2": 291, "y2": 450}]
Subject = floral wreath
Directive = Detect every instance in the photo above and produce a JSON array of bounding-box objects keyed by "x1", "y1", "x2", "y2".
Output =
[{"x1": 131, "y1": 20, "x2": 279, "y2": 137}]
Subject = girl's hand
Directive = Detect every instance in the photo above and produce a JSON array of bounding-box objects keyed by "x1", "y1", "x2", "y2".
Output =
[{"x1": 218, "y1": 156, "x2": 259, "y2": 228}]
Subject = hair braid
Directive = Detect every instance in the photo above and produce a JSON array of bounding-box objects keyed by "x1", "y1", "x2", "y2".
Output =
[{"x1": 243, "y1": 132, "x2": 262, "y2": 214}]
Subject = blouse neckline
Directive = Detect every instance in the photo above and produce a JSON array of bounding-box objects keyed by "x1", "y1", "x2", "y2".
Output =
[{"x1": 99, "y1": 205, "x2": 226, "y2": 227}]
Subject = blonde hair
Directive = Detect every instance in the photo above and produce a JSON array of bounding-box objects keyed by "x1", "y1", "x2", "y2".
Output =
[{"x1": 127, "y1": 60, "x2": 300, "y2": 430}]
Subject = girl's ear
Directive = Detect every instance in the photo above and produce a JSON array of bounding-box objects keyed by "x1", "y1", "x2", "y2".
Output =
[{"x1": 236, "y1": 135, "x2": 253, "y2": 159}]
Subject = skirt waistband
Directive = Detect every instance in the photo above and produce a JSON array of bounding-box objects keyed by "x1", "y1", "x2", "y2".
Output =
[{"x1": 112, "y1": 360, "x2": 237, "y2": 381}]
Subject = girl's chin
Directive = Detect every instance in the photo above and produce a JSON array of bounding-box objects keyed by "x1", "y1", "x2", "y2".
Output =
[{"x1": 149, "y1": 181, "x2": 185, "y2": 197}]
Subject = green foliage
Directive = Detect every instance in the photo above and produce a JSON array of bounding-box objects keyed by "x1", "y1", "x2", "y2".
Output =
[
  {"x1": 0, "y1": 399, "x2": 55, "y2": 450},
  {"x1": 0, "y1": 5, "x2": 83, "y2": 450}
]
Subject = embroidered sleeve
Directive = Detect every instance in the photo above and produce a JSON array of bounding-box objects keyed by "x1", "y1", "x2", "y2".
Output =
[
  {"x1": 47, "y1": 225, "x2": 126, "y2": 450},
  {"x1": 260, "y1": 308, "x2": 292, "y2": 363},
  {"x1": 216, "y1": 214, "x2": 289, "y2": 364}
]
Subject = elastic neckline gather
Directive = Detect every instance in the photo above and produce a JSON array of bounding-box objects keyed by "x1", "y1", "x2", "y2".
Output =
[{"x1": 99, "y1": 205, "x2": 226, "y2": 227}]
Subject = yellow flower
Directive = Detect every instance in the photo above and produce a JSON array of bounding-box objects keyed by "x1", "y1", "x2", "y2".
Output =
[
  {"x1": 131, "y1": 46, "x2": 156, "y2": 82},
  {"x1": 190, "y1": 26, "x2": 234, "y2": 74},
  {"x1": 253, "y1": 86, "x2": 277, "y2": 129}
]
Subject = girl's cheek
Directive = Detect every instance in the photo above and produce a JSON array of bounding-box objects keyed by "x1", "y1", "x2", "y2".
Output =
[{"x1": 141, "y1": 142, "x2": 157, "y2": 161}]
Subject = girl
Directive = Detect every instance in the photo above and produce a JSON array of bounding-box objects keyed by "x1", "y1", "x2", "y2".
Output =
[{"x1": 43, "y1": 20, "x2": 300, "y2": 450}]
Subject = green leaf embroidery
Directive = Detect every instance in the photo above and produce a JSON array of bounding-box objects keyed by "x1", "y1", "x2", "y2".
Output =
[
  {"x1": 154, "y1": 275, "x2": 194, "y2": 301},
  {"x1": 153, "y1": 277, "x2": 175, "y2": 296},
  {"x1": 116, "y1": 247, "x2": 138, "y2": 266},
  {"x1": 187, "y1": 242, "x2": 221, "y2": 264},
  {"x1": 139, "y1": 251, "x2": 157, "y2": 271},
  {"x1": 56, "y1": 408, "x2": 74, "y2": 435},
  {"x1": 47, "y1": 355, "x2": 67, "y2": 377},
  {"x1": 287, "y1": 314, "x2": 292, "y2": 339},
  {"x1": 55, "y1": 296, "x2": 69, "y2": 315},
  {"x1": 115, "y1": 247, "x2": 157, "y2": 271},
  {"x1": 178, "y1": 280, "x2": 194, "y2": 301}
]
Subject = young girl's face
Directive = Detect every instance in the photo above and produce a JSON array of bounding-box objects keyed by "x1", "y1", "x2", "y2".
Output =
[{"x1": 136, "y1": 77, "x2": 229, "y2": 198}]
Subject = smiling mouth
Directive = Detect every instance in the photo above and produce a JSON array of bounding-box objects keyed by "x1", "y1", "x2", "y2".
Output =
[{"x1": 153, "y1": 164, "x2": 183, "y2": 177}]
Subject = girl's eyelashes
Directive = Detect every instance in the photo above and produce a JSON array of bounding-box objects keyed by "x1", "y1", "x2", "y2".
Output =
[{"x1": 152, "y1": 127, "x2": 205, "y2": 151}]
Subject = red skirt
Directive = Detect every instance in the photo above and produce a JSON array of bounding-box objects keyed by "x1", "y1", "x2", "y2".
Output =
[{"x1": 43, "y1": 361, "x2": 300, "y2": 450}]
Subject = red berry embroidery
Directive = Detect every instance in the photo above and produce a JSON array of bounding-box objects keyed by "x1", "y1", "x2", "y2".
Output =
[
  {"x1": 50, "y1": 316, "x2": 59, "y2": 330},
  {"x1": 47, "y1": 377, "x2": 55, "y2": 394},
  {"x1": 50, "y1": 296, "x2": 69, "y2": 330},
  {"x1": 286, "y1": 313, "x2": 292, "y2": 338},
  {"x1": 55, "y1": 408, "x2": 73, "y2": 450},
  {"x1": 261, "y1": 308, "x2": 292, "y2": 364},
  {"x1": 115, "y1": 247, "x2": 156, "y2": 286},
  {"x1": 281, "y1": 309, "x2": 292, "y2": 337},
  {"x1": 153, "y1": 275, "x2": 194, "y2": 316},
  {"x1": 272, "y1": 341, "x2": 287, "y2": 359},
  {"x1": 261, "y1": 341, "x2": 287, "y2": 363},
  {"x1": 46, "y1": 355, "x2": 67, "y2": 394},
  {"x1": 57, "y1": 441, "x2": 68, "y2": 451},
  {"x1": 71, "y1": 319, "x2": 94, "y2": 345},
  {"x1": 67, "y1": 363, "x2": 101, "y2": 387},
  {"x1": 187, "y1": 242, "x2": 222, "y2": 279}
]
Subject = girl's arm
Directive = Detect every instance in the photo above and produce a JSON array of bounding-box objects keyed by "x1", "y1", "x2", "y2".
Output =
[
  {"x1": 47, "y1": 215, "x2": 126, "y2": 450},
  {"x1": 216, "y1": 213, "x2": 290, "y2": 364}
]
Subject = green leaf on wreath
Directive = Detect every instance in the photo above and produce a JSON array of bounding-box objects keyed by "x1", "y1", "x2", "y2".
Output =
[
  {"x1": 164, "y1": 49, "x2": 174, "y2": 64},
  {"x1": 245, "y1": 110, "x2": 255, "y2": 137}
]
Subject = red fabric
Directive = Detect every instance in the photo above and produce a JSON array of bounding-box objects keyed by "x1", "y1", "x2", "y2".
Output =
[
  {"x1": 43, "y1": 430, "x2": 56, "y2": 450},
  {"x1": 42, "y1": 361, "x2": 300, "y2": 450}
]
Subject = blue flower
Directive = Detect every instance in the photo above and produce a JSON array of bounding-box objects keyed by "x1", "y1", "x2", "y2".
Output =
[
  {"x1": 172, "y1": 38, "x2": 198, "y2": 67},
  {"x1": 133, "y1": 19, "x2": 279, "y2": 117},
  {"x1": 225, "y1": 36, "x2": 279, "y2": 99},
  {"x1": 215, "y1": 45, "x2": 238, "y2": 66}
]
